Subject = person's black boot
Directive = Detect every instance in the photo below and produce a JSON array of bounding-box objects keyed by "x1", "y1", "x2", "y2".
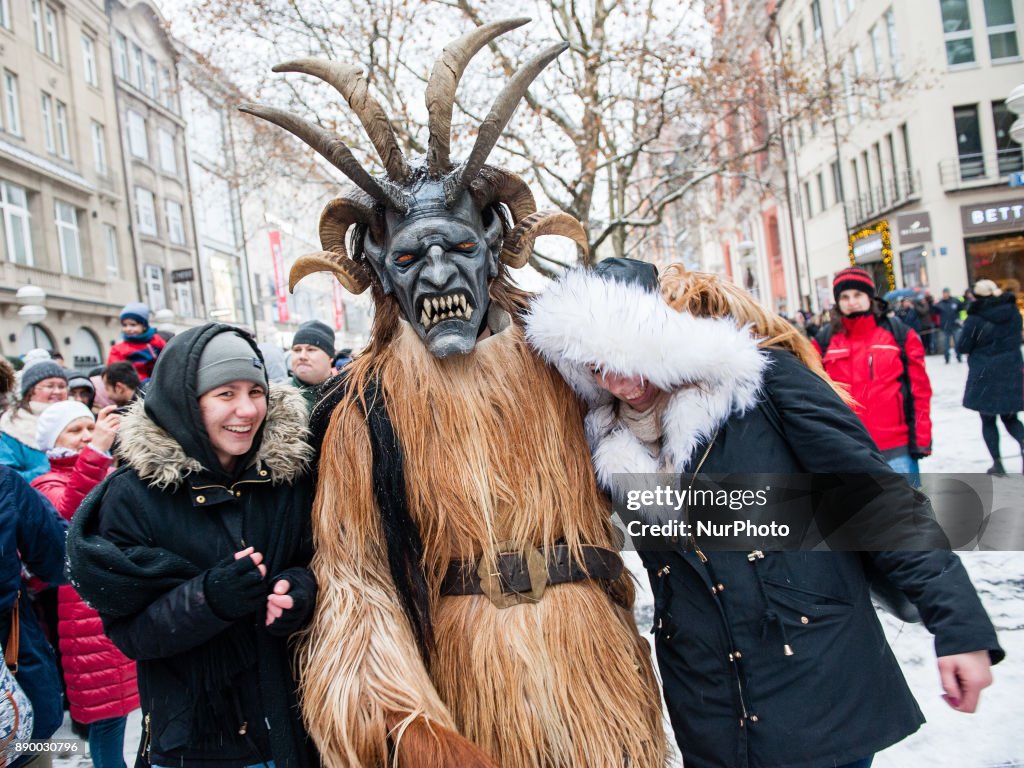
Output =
[{"x1": 986, "y1": 461, "x2": 1006, "y2": 476}]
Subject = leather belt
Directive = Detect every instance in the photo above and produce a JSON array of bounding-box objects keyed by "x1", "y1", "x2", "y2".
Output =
[{"x1": 441, "y1": 543, "x2": 624, "y2": 609}]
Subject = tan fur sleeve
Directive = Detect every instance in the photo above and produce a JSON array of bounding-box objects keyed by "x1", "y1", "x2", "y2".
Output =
[{"x1": 298, "y1": 398, "x2": 460, "y2": 766}]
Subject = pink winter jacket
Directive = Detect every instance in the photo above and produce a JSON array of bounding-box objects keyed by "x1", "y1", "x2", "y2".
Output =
[{"x1": 31, "y1": 447, "x2": 140, "y2": 723}]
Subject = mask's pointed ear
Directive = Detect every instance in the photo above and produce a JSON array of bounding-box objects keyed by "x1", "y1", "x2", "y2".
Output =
[
  {"x1": 483, "y1": 205, "x2": 504, "y2": 278},
  {"x1": 361, "y1": 227, "x2": 393, "y2": 294}
]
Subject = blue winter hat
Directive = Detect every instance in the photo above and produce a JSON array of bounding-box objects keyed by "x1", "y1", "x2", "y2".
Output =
[{"x1": 120, "y1": 302, "x2": 151, "y2": 327}]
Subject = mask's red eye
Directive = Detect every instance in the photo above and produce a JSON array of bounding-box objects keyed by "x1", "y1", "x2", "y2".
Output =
[
  {"x1": 395, "y1": 253, "x2": 416, "y2": 264},
  {"x1": 455, "y1": 242, "x2": 477, "y2": 250}
]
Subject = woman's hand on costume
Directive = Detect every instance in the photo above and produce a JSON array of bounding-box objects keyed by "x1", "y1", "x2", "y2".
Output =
[
  {"x1": 204, "y1": 547, "x2": 268, "y2": 621},
  {"x1": 938, "y1": 650, "x2": 993, "y2": 713},
  {"x1": 265, "y1": 567, "x2": 316, "y2": 636}
]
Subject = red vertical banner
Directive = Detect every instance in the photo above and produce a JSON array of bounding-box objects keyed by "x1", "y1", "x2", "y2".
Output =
[
  {"x1": 332, "y1": 280, "x2": 346, "y2": 332},
  {"x1": 268, "y1": 230, "x2": 289, "y2": 323}
]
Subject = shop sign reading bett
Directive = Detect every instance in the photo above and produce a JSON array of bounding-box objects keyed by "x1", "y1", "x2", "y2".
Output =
[
  {"x1": 896, "y1": 212, "x2": 932, "y2": 244},
  {"x1": 960, "y1": 199, "x2": 1024, "y2": 235}
]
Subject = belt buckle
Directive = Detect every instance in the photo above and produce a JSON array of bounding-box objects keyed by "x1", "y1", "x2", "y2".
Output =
[{"x1": 477, "y1": 540, "x2": 548, "y2": 609}]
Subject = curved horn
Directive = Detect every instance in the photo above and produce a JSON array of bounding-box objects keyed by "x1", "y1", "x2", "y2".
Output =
[
  {"x1": 239, "y1": 103, "x2": 391, "y2": 205},
  {"x1": 500, "y1": 209, "x2": 588, "y2": 269},
  {"x1": 469, "y1": 166, "x2": 536, "y2": 224},
  {"x1": 289, "y1": 252, "x2": 371, "y2": 295},
  {"x1": 273, "y1": 59, "x2": 411, "y2": 183},
  {"x1": 425, "y1": 18, "x2": 530, "y2": 177},
  {"x1": 447, "y1": 42, "x2": 568, "y2": 206}
]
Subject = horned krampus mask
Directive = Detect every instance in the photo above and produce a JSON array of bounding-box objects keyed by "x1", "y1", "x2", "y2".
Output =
[{"x1": 241, "y1": 19, "x2": 589, "y2": 357}]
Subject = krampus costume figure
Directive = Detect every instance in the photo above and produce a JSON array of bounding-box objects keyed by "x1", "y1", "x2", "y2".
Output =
[{"x1": 241, "y1": 18, "x2": 666, "y2": 768}]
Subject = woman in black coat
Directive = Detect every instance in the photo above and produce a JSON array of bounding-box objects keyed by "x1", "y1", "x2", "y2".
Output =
[
  {"x1": 68, "y1": 324, "x2": 318, "y2": 768},
  {"x1": 527, "y1": 260, "x2": 1003, "y2": 768},
  {"x1": 956, "y1": 280, "x2": 1024, "y2": 475}
]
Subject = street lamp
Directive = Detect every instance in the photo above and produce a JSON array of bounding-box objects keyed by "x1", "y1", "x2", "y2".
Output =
[
  {"x1": 15, "y1": 285, "x2": 48, "y2": 348},
  {"x1": 15, "y1": 285, "x2": 46, "y2": 305}
]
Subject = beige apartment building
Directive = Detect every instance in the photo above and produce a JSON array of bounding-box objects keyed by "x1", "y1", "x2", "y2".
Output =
[
  {"x1": 108, "y1": 0, "x2": 203, "y2": 327},
  {"x1": 0, "y1": 0, "x2": 138, "y2": 367},
  {"x1": 777, "y1": 0, "x2": 1023, "y2": 308}
]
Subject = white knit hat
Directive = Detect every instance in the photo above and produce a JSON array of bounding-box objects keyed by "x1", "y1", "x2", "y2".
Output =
[{"x1": 36, "y1": 400, "x2": 94, "y2": 452}]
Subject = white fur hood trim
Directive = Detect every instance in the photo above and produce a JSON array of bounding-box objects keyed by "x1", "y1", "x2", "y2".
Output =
[
  {"x1": 525, "y1": 267, "x2": 770, "y2": 484},
  {"x1": 116, "y1": 384, "x2": 313, "y2": 490}
]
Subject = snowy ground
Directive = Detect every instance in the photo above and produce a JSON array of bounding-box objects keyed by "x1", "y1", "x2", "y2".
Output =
[{"x1": 52, "y1": 352, "x2": 1022, "y2": 766}]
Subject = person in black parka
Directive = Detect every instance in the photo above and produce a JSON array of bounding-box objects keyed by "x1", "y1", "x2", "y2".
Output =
[
  {"x1": 67, "y1": 324, "x2": 318, "y2": 768},
  {"x1": 956, "y1": 279, "x2": 1024, "y2": 475},
  {"x1": 527, "y1": 260, "x2": 1004, "y2": 768}
]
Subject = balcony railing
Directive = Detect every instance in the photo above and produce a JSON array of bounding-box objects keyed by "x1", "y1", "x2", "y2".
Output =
[
  {"x1": 939, "y1": 149, "x2": 1024, "y2": 191},
  {"x1": 844, "y1": 168, "x2": 921, "y2": 228}
]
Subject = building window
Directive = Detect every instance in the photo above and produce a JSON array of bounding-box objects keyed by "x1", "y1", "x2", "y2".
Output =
[
  {"x1": 832, "y1": 0, "x2": 845, "y2": 28},
  {"x1": 984, "y1": 0, "x2": 1019, "y2": 61},
  {"x1": 993, "y1": 100, "x2": 1024, "y2": 173},
  {"x1": 54, "y1": 200, "x2": 82, "y2": 276},
  {"x1": 157, "y1": 128, "x2": 176, "y2": 173},
  {"x1": 811, "y1": 0, "x2": 822, "y2": 38},
  {"x1": 852, "y1": 46, "x2": 865, "y2": 115},
  {"x1": 954, "y1": 104, "x2": 984, "y2": 179},
  {"x1": 91, "y1": 121, "x2": 106, "y2": 175},
  {"x1": 55, "y1": 100, "x2": 69, "y2": 159},
  {"x1": 143, "y1": 264, "x2": 166, "y2": 311},
  {"x1": 127, "y1": 109, "x2": 148, "y2": 160},
  {"x1": 885, "y1": 8, "x2": 901, "y2": 78},
  {"x1": 31, "y1": 1, "x2": 44, "y2": 53},
  {"x1": 2, "y1": 70, "x2": 20, "y2": 135},
  {"x1": 816, "y1": 171, "x2": 827, "y2": 211},
  {"x1": 869, "y1": 24, "x2": 886, "y2": 102},
  {"x1": 82, "y1": 35, "x2": 97, "y2": 86},
  {"x1": 114, "y1": 33, "x2": 128, "y2": 80},
  {"x1": 43, "y1": 4, "x2": 58, "y2": 63},
  {"x1": 159, "y1": 67, "x2": 175, "y2": 111},
  {"x1": 803, "y1": 181, "x2": 813, "y2": 218},
  {"x1": 1, "y1": 0, "x2": 11, "y2": 30},
  {"x1": 940, "y1": 0, "x2": 975, "y2": 66},
  {"x1": 830, "y1": 160, "x2": 844, "y2": 202},
  {"x1": 797, "y1": 19, "x2": 807, "y2": 53},
  {"x1": 846, "y1": 0, "x2": 855, "y2": 12},
  {"x1": 41, "y1": 92, "x2": 54, "y2": 152},
  {"x1": 134, "y1": 186, "x2": 157, "y2": 236},
  {"x1": 0, "y1": 180, "x2": 32, "y2": 265},
  {"x1": 103, "y1": 223, "x2": 118, "y2": 277},
  {"x1": 842, "y1": 59, "x2": 856, "y2": 123},
  {"x1": 146, "y1": 55, "x2": 158, "y2": 99},
  {"x1": 165, "y1": 199, "x2": 185, "y2": 244},
  {"x1": 131, "y1": 43, "x2": 144, "y2": 90}
]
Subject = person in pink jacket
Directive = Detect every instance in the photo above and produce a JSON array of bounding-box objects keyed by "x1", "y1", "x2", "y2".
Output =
[{"x1": 31, "y1": 400, "x2": 138, "y2": 768}]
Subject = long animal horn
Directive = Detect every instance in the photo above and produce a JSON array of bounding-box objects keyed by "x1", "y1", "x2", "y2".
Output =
[
  {"x1": 424, "y1": 18, "x2": 530, "y2": 177},
  {"x1": 239, "y1": 103, "x2": 395, "y2": 208},
  {"x1": 289, "y1": 196, "x2": 377, "y2": 294},
  {"x1": 446, "y1": 42, "x2": 568, "y2": 206},
  {"x1": 500, "y1": 209, "x2": 588, "y2": 269},
  {"x1": 273, "y1": 59, "x2": 411, "y2": 183},
  {"x1": 469, "y1": 166, "x2": 536, "y2": 224},
  {"x1": 289, "y1": 252, "x2": 372, "y2": 294}
]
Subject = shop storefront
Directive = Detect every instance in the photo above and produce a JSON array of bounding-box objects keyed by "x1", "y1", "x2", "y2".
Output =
[
  {"x1": 849, "y1": 220, "x2": 895, "y2": 291},
  {"x1": 960, "y1": 198, "x2": 1024, "y2": 293}
]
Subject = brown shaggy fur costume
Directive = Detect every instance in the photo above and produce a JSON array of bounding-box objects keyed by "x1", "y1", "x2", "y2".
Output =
[{"x1": 300, "y1": 279, "x2": 667, "y2": 767}]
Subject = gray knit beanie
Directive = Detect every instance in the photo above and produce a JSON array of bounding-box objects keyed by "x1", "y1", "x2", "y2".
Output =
[
  {"x1": 195, "y1": 332, "x2": 267, "y2": 396},
  {"x1": 20, "y1": 361, "x2": 68, "y2": 398}
]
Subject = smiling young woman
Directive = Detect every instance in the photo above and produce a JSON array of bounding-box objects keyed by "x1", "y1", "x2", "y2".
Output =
[{"x1": 68, "y1": 324, "x2": 318, "y2": 768}]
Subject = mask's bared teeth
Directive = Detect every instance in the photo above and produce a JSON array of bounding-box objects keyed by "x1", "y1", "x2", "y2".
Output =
[
  {"x1": 465, "y1": 305, "x2": 474, "y2": 320},
  {"x1": 421, "y1": 309, "x2": 430, "y2": 327}
]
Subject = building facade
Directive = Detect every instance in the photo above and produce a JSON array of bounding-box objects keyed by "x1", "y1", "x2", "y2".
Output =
[
  {"x1": 108, "y1": 0, "x2": 203, "y2": 327},
  {"x1": 0, "y1": 0, "x2": 138, "y2": 368},
  {"x1": 777, "y1": 0, "x2": 1023, "y2": 307}
]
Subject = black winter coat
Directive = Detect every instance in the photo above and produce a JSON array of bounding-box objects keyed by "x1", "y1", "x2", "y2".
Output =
[
  {"x1": 957, "y1": 293, "x2": 1024, "y2": 414},
  {"x1": 642, "y1": 351, "x2": 1003, "y2": 768},
  {"x1": 67, "y1": 325, "x2": 317, "y2": 768}
]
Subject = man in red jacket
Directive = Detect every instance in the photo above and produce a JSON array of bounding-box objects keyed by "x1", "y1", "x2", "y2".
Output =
[{"x1": 814, "y1": 267, "x2": 933, "y2": 485}]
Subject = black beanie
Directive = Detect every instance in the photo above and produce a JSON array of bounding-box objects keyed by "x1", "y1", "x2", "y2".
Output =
[
  {"x1": 592, "y1": 258, "x2": 660, "y2": 292},
  {"x1": 832, "y1": 267, "x2": 875, "y2": 303},
  {"x1": 292, "y1": 320, "x2": 335, "y2": 358}
]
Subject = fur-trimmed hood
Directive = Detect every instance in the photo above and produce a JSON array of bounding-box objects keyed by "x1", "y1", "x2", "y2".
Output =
[
  {"x1": 116, "y1": 384, "x2": 312, "y2": 490},
  {"x1": 525, "y1": 267, "x2": 769, "y2": 482}
]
